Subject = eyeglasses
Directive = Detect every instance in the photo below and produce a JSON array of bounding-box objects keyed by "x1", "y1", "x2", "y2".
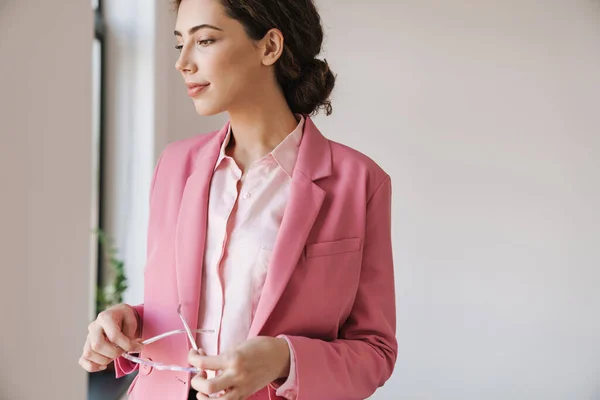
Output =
[{"x1": 121, "y1": 303, "x2": 214, "y2": 374}]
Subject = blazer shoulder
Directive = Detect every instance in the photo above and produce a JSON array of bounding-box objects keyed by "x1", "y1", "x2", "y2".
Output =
[{"x1": 328, "y1": 139, "x2": 391, "y2": 198}]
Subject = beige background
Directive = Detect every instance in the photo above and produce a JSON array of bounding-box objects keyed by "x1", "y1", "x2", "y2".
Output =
[{"x1": 0, "y1": 1, "x2": 94, "y2": 399}]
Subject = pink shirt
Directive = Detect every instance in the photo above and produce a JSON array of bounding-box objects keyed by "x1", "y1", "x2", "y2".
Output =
[{"x1": 195, "y1": 116, "x2": 305, "y2": 398}]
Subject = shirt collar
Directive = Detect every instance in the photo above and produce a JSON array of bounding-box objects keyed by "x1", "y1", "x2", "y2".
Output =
[{"x1": 214, "y1": 115, "x2": 305, "y2": 178}]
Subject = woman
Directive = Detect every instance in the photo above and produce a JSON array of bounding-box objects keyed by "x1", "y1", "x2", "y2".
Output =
[{"x1": 79, "y1": 0, "x2": 397, "y2": 399}]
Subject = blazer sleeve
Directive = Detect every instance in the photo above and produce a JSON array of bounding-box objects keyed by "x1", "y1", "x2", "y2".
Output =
[
  {"x1": 114, "y1": 150, "x2": 165, "y2": 378},
  {"x1": 275, "y1": 176, "x2": 397, "y2": 399}
]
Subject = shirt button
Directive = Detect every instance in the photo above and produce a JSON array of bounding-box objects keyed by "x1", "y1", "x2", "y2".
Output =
[
  {"x1": 140, "y1": 357, "x2": 153, "y2": 375},
  {"x1": 242, "y1": 192, "x2": 251, "y2": 199}
]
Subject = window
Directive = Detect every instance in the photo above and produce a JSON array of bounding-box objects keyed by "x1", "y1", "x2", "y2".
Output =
[
  {"x1": 89, "y1": 1, "x2": 137, "y2": 399},
  {"x1": 92, "y1": 0, "x2": 104, "y2": 290}
]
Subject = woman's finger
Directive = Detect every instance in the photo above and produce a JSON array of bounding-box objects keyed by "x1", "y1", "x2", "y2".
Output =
[
  {"x1": 214, "y1": 389, "x2": 240, "y2": 400},
  {"x1": 192, "y1": 391, "x2": 210, "y2": 400},
  {"x1": 192, "y1": 371, "x2": 236, "y2": 397},
  {"x1": 88, "y1": 323, "x2": 124, "y2": 359},
  {"x1": 99, "y1": 312, "x2": 142, "y2": 353},
  {"x1": 82, "y1": 341, "x2": 113, "y2": 366},
  {"x1": 78, "y1": 356, "x2": 107, "y2": 373},
  {"x1": 190, "y1": 372, "x2": 209, "y2": 393},
  {"x1": 196, "y1": 369, "x2": 208, "y2": 379},
  {"x1": 188, "y1": 351, "x2": 228, "y2": 371}
]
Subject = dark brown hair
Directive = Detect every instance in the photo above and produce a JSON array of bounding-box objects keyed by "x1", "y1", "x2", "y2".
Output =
[{"x1": 174, "y1": 0, "x2": 336, "y2": 116}]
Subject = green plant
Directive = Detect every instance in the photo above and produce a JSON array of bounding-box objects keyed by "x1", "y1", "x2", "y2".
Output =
[{"x1": 94, "y1": 228, "x2": 128, "y2": 315}]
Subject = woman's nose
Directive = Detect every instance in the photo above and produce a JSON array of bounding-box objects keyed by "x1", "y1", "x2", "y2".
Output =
[{"x1": 175, "y1": 48, "x2": 197, "y2": 73}]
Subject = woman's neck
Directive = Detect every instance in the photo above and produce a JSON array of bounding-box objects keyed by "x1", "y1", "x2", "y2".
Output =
[{"x1": 226, "y1": 90, "x2": 299, "y2": 168}]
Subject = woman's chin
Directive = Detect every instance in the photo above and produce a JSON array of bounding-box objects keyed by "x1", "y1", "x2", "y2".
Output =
[{"x1": 192, "y1": 99, "x2": 224, "y2": 117}]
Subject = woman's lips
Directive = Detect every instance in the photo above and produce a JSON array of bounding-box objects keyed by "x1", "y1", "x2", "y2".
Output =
[{"x1": 187, "y1": 84, "x2": 209, "y2": 97}]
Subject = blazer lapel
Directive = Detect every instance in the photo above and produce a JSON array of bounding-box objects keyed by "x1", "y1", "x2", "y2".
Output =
[
  {"x1": 248, "y1": 116, "x2": 332, "y2": 337},
  {"x1": 175, "y1": 124, "x2": 228, "y2": 336}
]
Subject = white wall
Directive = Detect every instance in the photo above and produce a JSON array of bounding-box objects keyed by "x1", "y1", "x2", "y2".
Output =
[
  {"x1": 0, "y1": 1, "x2": 93, "y2": 399},
  {"x1": 154, "y1": 1, "x2": 600, "y2": 399},
  {"x1": 316, "y1": 1, "x2": 600, "y2": 399}
]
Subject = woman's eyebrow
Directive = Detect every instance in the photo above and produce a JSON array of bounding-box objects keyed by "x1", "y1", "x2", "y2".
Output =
[{"x1": 174, "y1": 24, "x2": 223, "y2": 37}]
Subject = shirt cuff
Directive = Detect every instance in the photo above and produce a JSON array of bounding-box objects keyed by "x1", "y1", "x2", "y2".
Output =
[{"x1": 269, "y1": 335, "x2": 298, "y2": 399}]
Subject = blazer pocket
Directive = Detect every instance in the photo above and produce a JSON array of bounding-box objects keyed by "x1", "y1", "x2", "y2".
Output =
[{"x1": 305, "y1": 237, "x2": 363, "y2": 258}]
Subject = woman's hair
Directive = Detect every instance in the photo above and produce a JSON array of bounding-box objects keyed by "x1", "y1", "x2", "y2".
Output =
[{"x1": 174, "y1": 0, "x2": 336, "y2": 116}]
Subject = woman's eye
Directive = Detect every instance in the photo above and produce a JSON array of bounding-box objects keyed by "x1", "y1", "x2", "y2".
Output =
[
  {"x1": 174, "y1": 39, "x2": 214, "y2": 52},
  {"x1": 197, "y1": 39, "x2": 215, "y2": 47}
]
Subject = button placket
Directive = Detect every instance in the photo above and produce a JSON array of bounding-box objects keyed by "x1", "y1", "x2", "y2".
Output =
[
  {"x1": 214, "y1": 164, "x2": 242, "y2": 354},
  {"x1": 239, "y1": 164, "x2": 259, "y2": 202}
]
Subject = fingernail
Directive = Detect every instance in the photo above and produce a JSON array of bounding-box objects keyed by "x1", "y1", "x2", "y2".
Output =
[{"x1": 99, "y1": 365, "x2": 107, "y2": 371}]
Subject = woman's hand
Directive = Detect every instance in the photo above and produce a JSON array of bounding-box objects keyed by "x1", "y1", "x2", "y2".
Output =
[
  {"x1": 188, "y1": 336, "x2": 291, "y2": 399},
  {"x1": 79, "y1": 303, "x2": 144, "y2": 372}
]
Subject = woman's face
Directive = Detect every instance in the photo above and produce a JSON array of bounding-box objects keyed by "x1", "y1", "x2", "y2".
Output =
[{"x1": 174, "y1": 0, "x2": 267, "y2": 116}]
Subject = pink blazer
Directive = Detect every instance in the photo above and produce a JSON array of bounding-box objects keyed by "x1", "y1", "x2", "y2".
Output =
[{"x1": 116, "y1": 116, "x2": 397, "y2": 400}]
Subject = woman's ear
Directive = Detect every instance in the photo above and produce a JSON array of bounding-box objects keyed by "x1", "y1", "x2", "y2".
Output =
[{"x1": 260, "y1": 28, "x2": 285, "y2": 66}]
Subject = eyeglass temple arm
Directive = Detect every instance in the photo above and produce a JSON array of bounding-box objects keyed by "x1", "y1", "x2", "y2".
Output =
[
  {"x1": 177, "y1": 303, "x2": 200, "y2": 351},
  {"x1": 140, "y1": 328, "x2": 214, "y2": 346}
]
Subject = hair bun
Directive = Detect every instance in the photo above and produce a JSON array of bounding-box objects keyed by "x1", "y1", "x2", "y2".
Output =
[{"x1": 287, "y1": 58, "x2": 336, "y2": 116}]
